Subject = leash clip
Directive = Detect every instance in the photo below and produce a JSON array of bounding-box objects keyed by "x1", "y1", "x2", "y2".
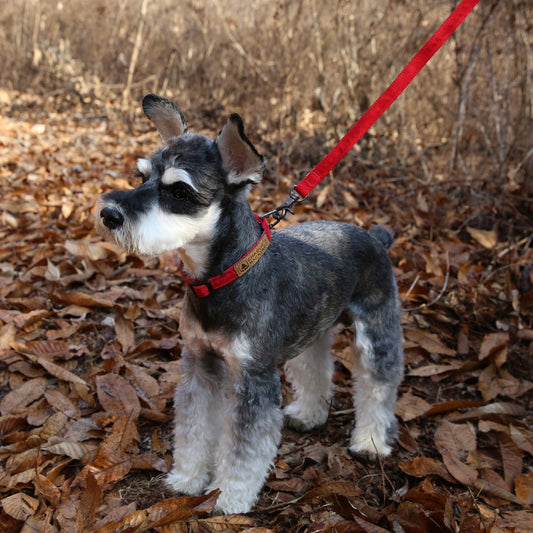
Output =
[{"x1": 262, "y1": 188, "x2": 306, "y2": 228}]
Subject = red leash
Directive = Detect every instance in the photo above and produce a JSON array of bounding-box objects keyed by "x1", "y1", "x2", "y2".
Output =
[
  {"x1": 264, "y1": 0, "x2": 482, "y2": 225},
  {"x1": 183, "y1": 0, "x2": 482, "y2": 297}
]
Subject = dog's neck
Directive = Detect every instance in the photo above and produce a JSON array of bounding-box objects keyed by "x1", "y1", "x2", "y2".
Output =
[{"x1": 178, "y1": 195, "x2": 262, "y2": 279}]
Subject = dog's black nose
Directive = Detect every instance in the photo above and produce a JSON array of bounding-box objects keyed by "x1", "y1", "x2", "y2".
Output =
[{"x1": 100, "y1": 207, "x2": 124, "y2": 229}]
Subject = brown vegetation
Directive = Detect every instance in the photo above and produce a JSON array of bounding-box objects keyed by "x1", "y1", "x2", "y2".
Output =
[{"x1": 0, "y1": 0, "x2": 532, "y2": 531}]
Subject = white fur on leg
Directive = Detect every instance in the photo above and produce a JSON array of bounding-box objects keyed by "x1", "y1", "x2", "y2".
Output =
[
  {"x1": 166, "y1": 357, "x2": 220, "y2": 496},
  {"x1": 350, "y1": 375, "x2": 395, "y2": 458},
  {"x1": 350, "y1": 320, "x2": 397, "y2": 458},
  {"x1": 284, "y1": 330, "x2": 334, "y2": 431},
  {"x1": 208, "y1": 405, "x2": 283, "y2": 514}
]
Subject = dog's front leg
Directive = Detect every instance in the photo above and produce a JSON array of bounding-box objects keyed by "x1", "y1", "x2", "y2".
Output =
[
  {"x1": 209, "y1": 366, "x2": 283, "y2": 514},
  {"x1": 167, "y1": 349, "x2": 221, "y2": 495}
]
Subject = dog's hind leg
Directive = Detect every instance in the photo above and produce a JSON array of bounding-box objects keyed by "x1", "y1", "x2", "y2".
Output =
[
  {"x1": 208, "y1": 366, "x2": 283, "y2": 514},
  {"x1": 283, "y1": 329, "x2": 334, "y2": 431},
  {"x1": 350, "y1": 299, "x2": 403, "y2": 460},
  {"x1": 167, "y1": 350, "x2": 220, "y2": 495}
]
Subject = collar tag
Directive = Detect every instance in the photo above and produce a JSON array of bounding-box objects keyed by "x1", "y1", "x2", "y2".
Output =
[{"x1": 181, "y1": 215, "x2": 271, "y2": 297}]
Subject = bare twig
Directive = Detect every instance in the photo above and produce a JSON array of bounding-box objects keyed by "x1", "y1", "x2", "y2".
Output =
[
  {"x1": 122, "y1": 0, "x2": 148, "y2": 110},
  {"x1": 404, "y1": 251, "x2": 450, "y2": 312},
  {"x1": 401, "y1": 273, "x2": 421, "y2": 304}
]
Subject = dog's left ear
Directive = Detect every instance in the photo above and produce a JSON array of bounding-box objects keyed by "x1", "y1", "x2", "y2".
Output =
[
  {"x1": 217, "y1": 114, "x2": 264, "y2": 185},
  {"x1": 142, "y1": 94, "x2": 188, "y2": 143}
]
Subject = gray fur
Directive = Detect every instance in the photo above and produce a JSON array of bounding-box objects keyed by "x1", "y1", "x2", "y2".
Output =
[{"x1": 97, "y1": 96, "x2": 404, "y2": 514}]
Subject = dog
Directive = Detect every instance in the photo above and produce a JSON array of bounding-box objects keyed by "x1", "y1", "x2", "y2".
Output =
[{"x1": 97, "y1": 94, "x2": 404, "y2": 514}]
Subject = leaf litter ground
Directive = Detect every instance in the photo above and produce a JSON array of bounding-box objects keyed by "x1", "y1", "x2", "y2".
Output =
[{"x1": 0, "y1": 91, "x2": 532, "y2": 532}]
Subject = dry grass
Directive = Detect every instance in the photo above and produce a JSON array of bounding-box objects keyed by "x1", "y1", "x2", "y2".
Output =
[{"x1": 0, "y1": 0, "x2": 532, "y2": 185}]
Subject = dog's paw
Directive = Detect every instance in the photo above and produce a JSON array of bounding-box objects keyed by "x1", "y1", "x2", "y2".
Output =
[
  {"x1": 283, "y1": 402, "x2": 329, "y2": 432},
  {"x1": 207, "y1": 483, "x2": 257, "y2": 515},
  {"x1": 166, "y1": 469, "x2": 210, "y2": 496},
  {"x1": 349, "y1": 432, "x2": 392, "y2": 460}
]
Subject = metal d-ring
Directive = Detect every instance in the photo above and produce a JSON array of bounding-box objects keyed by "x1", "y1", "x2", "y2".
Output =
[{"x1": 262, "y1": 189, "x2": 306, "y2": 228}]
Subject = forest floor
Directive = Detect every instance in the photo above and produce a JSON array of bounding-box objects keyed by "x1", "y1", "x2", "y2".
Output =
[{"x1": 0, "y1": 90, "x2": 532, "y2": 532}]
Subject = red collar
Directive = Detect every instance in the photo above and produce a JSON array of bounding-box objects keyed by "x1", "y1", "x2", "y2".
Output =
[{"x1": 181, "y1": 215, "x2": 271, "y2": 297}]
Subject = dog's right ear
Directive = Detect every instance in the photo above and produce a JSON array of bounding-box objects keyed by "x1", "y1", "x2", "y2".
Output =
[
  {"x1": 216, "y1": 114, "x2": 264, "y2": 186},
  {"x1": 142, "y1": 94, "x2": 188, "y2": 142}
]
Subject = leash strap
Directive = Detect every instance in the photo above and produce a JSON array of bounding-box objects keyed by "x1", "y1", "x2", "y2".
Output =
[
  {"x1": 290, "y1": 0, "x2": 481, "y2": 199},
  {"x1": 181, "y1": 215, "x2": 271, "y2": 297}
]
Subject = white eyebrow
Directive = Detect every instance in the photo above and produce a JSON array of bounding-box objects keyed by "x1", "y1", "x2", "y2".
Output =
[
  {"x1": 137, "y1": 158, "x2": 152, "y2": 177},
  {"x1": 161, "y1": 168, "x2": 198, "y2": 191}
]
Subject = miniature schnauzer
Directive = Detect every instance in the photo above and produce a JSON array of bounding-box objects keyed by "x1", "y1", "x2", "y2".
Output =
[{"x1": 97, "y1": 95, "x2": 404, "y2": 514}]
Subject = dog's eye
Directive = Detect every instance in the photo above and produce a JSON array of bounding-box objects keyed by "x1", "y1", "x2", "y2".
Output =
[{"x1": 167, "y1": 182, "x2": 196, "y2": 202}]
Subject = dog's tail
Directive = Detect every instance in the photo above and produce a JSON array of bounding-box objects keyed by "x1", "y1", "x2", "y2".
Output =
[{"x1": 369, "y1": 225, "x2": 394, "y2": 251}]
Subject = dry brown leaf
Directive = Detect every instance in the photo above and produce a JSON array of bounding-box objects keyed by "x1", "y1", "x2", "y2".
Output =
[
  {"x1": 353, "y1": 515, "x2": 391, "y2": 533},
  {"x1": 498, "y1": 432, "x2": 523, "y2": 488},
  {"x1": 25, "y1": 340, "x2": 71, "y2": 360},
  {"x1": 510, "y1": 425, "x2": 533, "y2": 455},
  {"x1": 65, "y1": 239, "x2": 110, "y2": 261},
  {"x1": 34, "y1": 473, "x2": 61, "y2": 507},
  {"x1": 82, "y1": 454, "x2": 132, "y2": 488},
  {"x1": 157, "y1": 522, "x2": 190, "y2": 533},
  {"x1": 0, "y1": 323, "x2": 17, "y2": 350},
  {"x1": 466, "y1": 227, "x2": 498, "y2": 248},
  {"x1": 130, "y1": 452, "x2": 168, "y2": 472},
  {"x1": 0, "y1": 377, "x2": 47, "y2": 415},
  {"x1": 91, "y1": 503, "x2": 137, "y2": 532},
  {"x1": 4, "y1": 468, "x2": 37, "y2": 490},
  {"x1": 515, "y1": 471, "x2": 533, "y2": 505},
  {"x1": 395, "y1": 391, "x2": 431, "y2": 421},
  {"x1": 35, "y1": 357, "x2": 87, "y2": 386},
  {"x1": 1, "y1": 492, "x2": 39, "y2": 521},
  {"x1": 478, "y1": 332, "x2": 509, "y2": 361},
  {"x1": 407, "y1": 361, "x2": 464, "y2": 377},
  {"x1": 434, "y1": 420, "x2": 477, "y2": 459},
  {"x1": 492, "y1": 510, "x2": 533, "y2": 531},
  {"x1": 126, "y1": 363, "x2": 163, "y2": 410},
  {"x1": 473, "y1": 477, "x2": 523, "y2": 505},
  {"x1": 448, "y1": 401, "x2": 526, "y2": 422},
  {"x1": 13, "y1": 348, "x2": 87, "y2": 386},
  {"x1": 95, "y1": 373, "x2": 141, "y2": 419},
  {"x1": 266, "y1": 476, "x2": 310, "y2": 493},
  {"x1": 50, "y1": 290, "x2": 116, "y2": 308},
  {"x1": 19, "y1": 511, "x2": 56, "y2": 533},
  {"x1": 195, "y1": 514, "x2": 255, "y2": 531},
  {"x1": 54, "y1": 497, "x2": 83, "y2": 532},
  {"x1": 441, "y1": 449, "x2": 479, "y2": 486},
  {"x1": 44, "y1": 441, "x2": 98, "y2": 460},
  {"x1": 5, "y1": 448, "x2": 40, "y2": 474},
  {"x1": 79, "y1": 473, "x2": 103, "y2": 529},
  {"x1": 300, "y1": 481, "x2": 361, "y2": 502},
  {"x1": 97, "y1": 415, "x2": 140, "y2": 456},
  {"x1": 44, "y1": 389, "x2": 79, "y2": 418},
  {"x1": 94, "y1": 493, "x2": 218, "y2": 533},
  {"x1": 114, "y1": 306, "x2": 135, "y2": 352},
  {"x1": 404, "y1": 328, "x2": 456, "y2": 356},
  {"x1": 0, "y1": 414, "x2": 27, "y2": 434},
  {"x1": 423, "y1": 399, "x2": 483, "y2": 417},
  {"x1": 399, "y1": 456, "x2": 452, "y2": 481},
  {"x1": 0, "y1": 310, "x2": 52, "y2": 330},
  {"x1": 435, "y1": 420, "x2": 478, "y2": 486}
]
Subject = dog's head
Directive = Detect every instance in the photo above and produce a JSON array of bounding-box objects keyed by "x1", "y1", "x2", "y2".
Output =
[{"x1": 97, "y1": 94, "x2": 263, "y2": 256}]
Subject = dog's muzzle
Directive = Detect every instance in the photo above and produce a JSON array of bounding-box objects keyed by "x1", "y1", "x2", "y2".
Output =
[{"x1": 100, "y1": 206, "x2": 124, "y2": 230}]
